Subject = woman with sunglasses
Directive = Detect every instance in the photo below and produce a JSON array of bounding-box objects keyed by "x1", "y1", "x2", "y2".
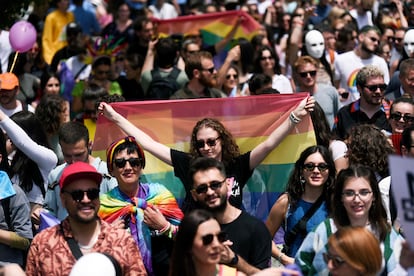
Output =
[
  {"x1": 98, "y1": 96, "x2": 314, "y2": 213},
  {"x1": 169, "y1": 209, "x2": 302, "y2": 276},
  {"x1": 324, "y1": 226, "x2": 382, "y2": 276},
  {"x1": 295, "y1": 165, "x2": 404, "y2": 275},
  {"x1": 253, "y1": 45, "x2": 293, "y2": 94},
  {"x1": 265, "y1": 145, "x2": 335, "y2": 265},
  {"x1": 98, "y1": 136, "x2": 183, "y2": 276}
]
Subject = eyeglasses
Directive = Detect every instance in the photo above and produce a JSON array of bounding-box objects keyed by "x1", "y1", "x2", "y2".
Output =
[
  {"x1": 299, "y1": 70, "x2": 317, "y2": 78},
  {"x1": 303, "y1": 163, "x2": 329, "y2": 172},
  {"x1": 363, "y1": 84, "x2": 387, "y2": 92},
  {"x1": 226, "y1": 74, "x2": 238, "y2": 79},
  {"x1": 195, "y1": 137, "x2": 220, "y2": 149},
  {"x1": 202, "y1": 231, "x2": 227, "y2": 246},
  {"x1": 323, "y1": 253, "x2": 345, "y2": 268},
  {"x1": 368, "y1": 36, "x2": 379, "y2": 43},
  {"x1": 193, "y1": 179, "x2": 226, "y2": 194},
  {"x1": 342, "y1": 189, "x2": 372, "y2": 200},
  {"x1": 113, "y1": 157, "x2": 142, "y2": 168},
  {"x1": 202, "y1": 67, "x2": 215, "y2": 74},
  {"x1": 390, "y1": 113, "x2": 414, "y2": 123},
  {"x1": 260, "y1": 56, "x2": 273, "y2": 61},
  {"x1": 395, "y1": 37, "x2": 403, "y2": 43},
  {"x1": 63, "y1": 188, "x2": 100, "y2": 202}
]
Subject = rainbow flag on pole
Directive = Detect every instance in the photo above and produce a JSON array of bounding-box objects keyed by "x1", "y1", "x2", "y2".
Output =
[
  {"x1": 93, "y1": 94, "x2": 316, "y2": 219},
  {"x1": 153, "y1": 10, "x2": 262, "y2": 46}
]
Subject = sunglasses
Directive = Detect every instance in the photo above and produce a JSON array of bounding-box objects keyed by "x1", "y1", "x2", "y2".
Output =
[
  {"x1": 96, "y1": 70, "x2": 110, "y2": 75},
  {"x1": 340, "y1": 92, "x2": 349, "y2": 99},
  {"x1": 260, "y1": 56, "x2": 273, "y2": 61},
  {"x1": 299, "y1": 70, "x2": 317, "y2": 78},
  {"x1": 63, "y1": 188, "x2": 100, "y2": 202},
  {"x1": 368, "y1": 36, "x2": 379, "y2": 43},
  {"x1": 323, "y1": 252, "x2": 345, "y2": 268},
  {"x1": 395, "y1": 37, "x2": 403, "y2": 43},
  {"x1": 363, "y1": 84, "x2": 387, "y2": 92},
  {"x1": 195, "y1": 137, "x2": 220, "y2": 149},
  {"x1": 113, "y1": 157, "x2": 142, "y2": 168},
  {"x1": 390, "y1": 113, "x2": 414, "y2": 123},
  {"x1": 226, "y1": 74, "x2": 238, "y2": 79},
  {"x1": 202, "y1": 67, "x2": 215, "y2": 74},
  {"x1": 202, "y1": 231, "x2": 227, "y2": 246},
  {"x1": 303, "y1": 163, "x2": 329, "y2": 172},
  {"x1": 193, "y1": 179, "x2": 226, "y2": 194}
]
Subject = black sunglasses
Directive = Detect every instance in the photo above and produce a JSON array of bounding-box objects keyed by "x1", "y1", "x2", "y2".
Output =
[
  {"x1": 202, "y1": 231, "x2": 228, "y2": 246},
  {"x1": 195, "y1": 137, "x2": 220, "y2": 149},
  {"x1": 299, "y1": 70, "x2": 317, "y2": 78},
  {"x1": 303, "y1": 163, "x2": 329, "y2": 172},
  {"x1": 363, "y1": 84, "x2": 387, "y2": 92},
  {"x1": 202, "y1": 67, "x2": 215, "y2": 74},
  {"x1": 63, "y1": 188, "x2": 100, "y2": 202},
  {"x1": 194, "y1": 179, "x2": 226, "y2": 194},
  {"x1": 390, "y1": 113, "x2": 414, "y2": 123},
  {"x1": 114, "y1": 157, "x2": 142, "y2": 168},
  {"x1": 323, "y1": 252, "x2": 345, "y2": 268},
  {"x1": 226, "y1": 74, "x2": 238, "y2": 79}
]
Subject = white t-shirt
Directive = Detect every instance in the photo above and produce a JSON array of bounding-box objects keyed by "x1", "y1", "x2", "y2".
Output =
[{"x1": 0, "y1": 30, "x2": 12, "y2": 73}]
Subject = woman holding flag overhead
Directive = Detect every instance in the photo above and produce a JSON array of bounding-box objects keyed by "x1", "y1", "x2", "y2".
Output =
[{"x1": 98, "y1": 96, "x2": 314, "y2": 213}]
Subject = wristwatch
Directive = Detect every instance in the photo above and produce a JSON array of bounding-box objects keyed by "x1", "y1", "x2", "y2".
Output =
[{"x1": 229, "y1": 253, "x2": 239, "y2": 267}]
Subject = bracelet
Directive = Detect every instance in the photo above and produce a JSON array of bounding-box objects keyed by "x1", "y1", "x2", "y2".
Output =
[
  {"x1": 289, "y1": 112, "x2": 301, "y2": 124},
  {"x1": 277, "y1": 252, "x2": 285, "y2": 263},
  {"x1": 154, "y1": 222, "x2": 170, "y2": 236},
  {"x1": 166, "y1": 224, "x2": 179, "y2": 239}
]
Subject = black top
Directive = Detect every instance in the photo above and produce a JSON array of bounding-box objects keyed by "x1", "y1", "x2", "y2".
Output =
[{"x1": 170, "y1": 149, "x2": 253, "y2": 213}]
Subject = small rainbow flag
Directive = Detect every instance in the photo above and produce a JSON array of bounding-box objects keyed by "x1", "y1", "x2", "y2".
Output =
[
  {"x1": 93, "y1": 94, "x2": 316, "y2": 219},
  {"x1": 153, "y1": 10, "x2": 261, "y2": 46}
]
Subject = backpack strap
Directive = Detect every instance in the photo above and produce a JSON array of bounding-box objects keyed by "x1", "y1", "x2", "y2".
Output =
[{"x1": 169, "y1": 67, "x2": 180, "y2": 80}]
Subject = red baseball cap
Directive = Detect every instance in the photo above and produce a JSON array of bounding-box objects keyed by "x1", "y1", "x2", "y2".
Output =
[{"x1": 60, "y1": 162, "x2": 102, "y2": 189}]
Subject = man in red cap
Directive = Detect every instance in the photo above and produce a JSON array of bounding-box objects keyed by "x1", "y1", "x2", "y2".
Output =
[
  {"x1": 0, "y1": 72, "x2": 34, "y2": 116},
  {"x1": 26, "y1": 162, "x2": 147, "y2": 276}
]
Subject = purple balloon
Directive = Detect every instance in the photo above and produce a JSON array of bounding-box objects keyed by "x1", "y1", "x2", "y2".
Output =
[{"x1": 9, "y1": 21, "x2": 37, "y2": 53}]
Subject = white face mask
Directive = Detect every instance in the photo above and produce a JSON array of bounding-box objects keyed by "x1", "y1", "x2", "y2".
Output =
[
  {"x1": 305, "y1": 30, "x2": 325, "y2": 59},
  {"x1": 404, "y1": 29, "x2": 414, "y2": 57}
]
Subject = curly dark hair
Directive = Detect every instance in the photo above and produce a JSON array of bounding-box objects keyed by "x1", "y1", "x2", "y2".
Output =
[
  {"x1": 285, "y1": 145, "x2": 335, "y2": 210},
  {"x1": 332, "y1": 165, "x2": 390, "y2": 241},
  {"x1": 35, "y1": 95, "x2": 67, "y2": 135},
  {"x1": 189, "y1": 118, "x2": 240, "y2": 167},
  {"x1": 346, "y1": 124, "x2": 395, "y2": 178}
]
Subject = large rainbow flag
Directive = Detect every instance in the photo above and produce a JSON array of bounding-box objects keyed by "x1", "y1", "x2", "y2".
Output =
[
  {"x1": 93, "y1": 94, "x2": 316, "y2": 220},
  {"x1": 153, "y1": 10, "x2": 261, "y2": 46}
]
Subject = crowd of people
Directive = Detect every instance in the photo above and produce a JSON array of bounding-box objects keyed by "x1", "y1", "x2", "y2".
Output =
[{"x1": 1, "y1": 0, "x2": 414, "y2": 275}]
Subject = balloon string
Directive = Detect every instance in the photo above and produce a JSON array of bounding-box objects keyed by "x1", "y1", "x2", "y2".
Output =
[{"x1": 9, "y1": 51, "x2": 19, "y2": 73}]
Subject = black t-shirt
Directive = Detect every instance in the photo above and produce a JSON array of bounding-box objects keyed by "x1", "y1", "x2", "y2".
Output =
[
  {"x1": 170, "y1": 149, "x2": 253, "y2": 213},
  {"x1": 334, "y1": 101, "x2": 391, "y2": 140},
  {"x1": 221, "y1": 211, "x2": 272, "y2": 269},
  {"x1": 117, "y1": 76, "x2": 145, "y2": 101}
]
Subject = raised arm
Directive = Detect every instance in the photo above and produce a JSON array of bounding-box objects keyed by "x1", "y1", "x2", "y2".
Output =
[
  {"x1": 98, "y1": 102, "x2": 173, "y2": 165},
  {"x1": 249, "y1": 96, "x2": 315, "y2": 170}
]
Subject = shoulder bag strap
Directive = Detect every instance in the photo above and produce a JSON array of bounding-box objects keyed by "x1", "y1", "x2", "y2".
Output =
[
  {"x1": 60, "y1": 224, "x2": 83, "y2": 260},
  {"x1": 284, "y1": 195, "x2": 325, "y2": 247}
]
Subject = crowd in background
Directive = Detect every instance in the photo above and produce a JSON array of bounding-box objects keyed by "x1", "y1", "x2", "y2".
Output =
[{"x1": 1, "y1": 0, "x2": 414, "y2": 275}]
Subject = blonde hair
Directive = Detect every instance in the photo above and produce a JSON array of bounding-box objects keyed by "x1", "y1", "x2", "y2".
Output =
[{"x1": 328, "y1": 227, "x2": 382, "y2": 276}]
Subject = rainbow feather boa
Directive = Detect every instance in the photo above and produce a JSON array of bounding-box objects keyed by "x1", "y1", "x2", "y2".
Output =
[{"x1": 99, "y1": 183, "x2": 183, "y2": 275}]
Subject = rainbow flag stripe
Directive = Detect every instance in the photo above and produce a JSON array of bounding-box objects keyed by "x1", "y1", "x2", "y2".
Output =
[
  {"x1": 153, "y1": 10, "x2": 261, "y2": 45},
  {"x1": 93, "y1": 94, "x2": 316, "y2": 219}
]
